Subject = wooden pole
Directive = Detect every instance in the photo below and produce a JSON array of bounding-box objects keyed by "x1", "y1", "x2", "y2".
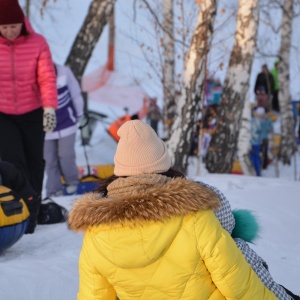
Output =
[
  {"x1": 25, "y1": 0, "x2": 31, "y2": 19},
  {"x1": 107, "y1": 5, "x2": 115, "y2": 71}
]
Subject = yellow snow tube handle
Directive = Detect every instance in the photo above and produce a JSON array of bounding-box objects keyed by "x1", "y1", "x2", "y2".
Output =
[{"x1": 0, "y1": 186, "x2": 30, "y2": 227}]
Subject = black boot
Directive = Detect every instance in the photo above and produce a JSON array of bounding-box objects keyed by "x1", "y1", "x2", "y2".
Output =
[
  {"x1": 24, "y1": 195, "x2": 41, "y2": 234},
  {"x1": 25, "y1": 215, "x2": 37, "y2": 234}
]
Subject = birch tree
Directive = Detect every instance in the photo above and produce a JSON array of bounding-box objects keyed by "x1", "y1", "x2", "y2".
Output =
[
  {"x1": 65, "y1": 0, "x2": 115, "y2": 83},
  {"x1": 237, "y1": 92, "x2": 255, "y2": 175},
  {"x1": 162, "y1": 0, "x2": 176, "y2": 138},
  {"x1": 25, "y1": 0, "x2": 31, "y2": 18},
  {"x1": 277, "y1": 0, "x2": 297, "y2": 164},
  {"x1": 206, "y1": 0, "x2": 259, "y2": 173},
  {"x1": 167, "y1": 0, "x2": 217, "y2": 174}
]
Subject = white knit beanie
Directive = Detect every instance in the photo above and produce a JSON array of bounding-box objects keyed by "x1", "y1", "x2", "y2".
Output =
[
  {"x1": 255, "y1": 107, "x2": 265, "y2": 116},
  {"x1": 114, "y1": 120, "x2": 172, "y2": 176}
]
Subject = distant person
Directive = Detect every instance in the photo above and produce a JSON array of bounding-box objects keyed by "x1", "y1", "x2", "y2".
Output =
[
  {"x1": 108, "y1": 97, "x2": 149, "y2": 142},
  {"x1": 44, "y1": 64, "x2": 84, "y2": 197},
  {"x1": 254, "y1": 64, "x2": 274, "y2": 111},
  {"x1": 211, "y1": 78, "x2": 223, "y2": 105},
  {"x1": 259, "y1": 107, "x2": 274, "y2": 169},
  {"x1": 146, "y1": 97, "x2": 162, "y2": 134},
  {"x1": 250, "y1": 107, "x2": 263, "y2": 176},
  {"x1": 200, "y1": 104, "x2": 218, "y2": 159},
  {"x1": 203, "y1": 104, "x2": 218, "y2": 131},
  {"x1": 271, "y1": 61, "x2": 280, "y2": 112},
  {"x1": 0, "y1": 160, "x2": 39, "y2": 234},
  {"x1": 68, "y1": 120, "x2": 276, "y2": 300},
  {"x1": 0, "y1": 0, "x2": 58, "y2": 218}
]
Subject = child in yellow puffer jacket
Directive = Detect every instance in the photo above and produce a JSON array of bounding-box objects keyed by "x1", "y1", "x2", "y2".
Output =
[{"x1": 68, "y1": 120, "x2": 279, "y2": 300}]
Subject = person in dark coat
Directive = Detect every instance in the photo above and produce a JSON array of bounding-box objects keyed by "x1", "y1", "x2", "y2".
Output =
[
  {"x1": 0, "y1": 160, "x2": 39, "y2": 233},
  {"x1": 254, "y1": 65, "x2": 275, "y2": 111},
  {"x1": 254, "y1": 64, "x2": 275, "y2": 95},
  {"x1": 146, "y1": 97, "x2": 162, "y2": 134}
]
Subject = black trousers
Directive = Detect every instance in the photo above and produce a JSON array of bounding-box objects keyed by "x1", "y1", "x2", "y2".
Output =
[
  {"x1": 261, "y1": 138, "x2": 269, "y2": 169},
  {"x1": 272, "y1": 90, "x2": 280, "y2": 112},
  {"x1": 150, "y1": 119, "x2": 159, "y2": 134},
  {"x1": 0, "y1": 108, "x2": 45, "y2": 196}
]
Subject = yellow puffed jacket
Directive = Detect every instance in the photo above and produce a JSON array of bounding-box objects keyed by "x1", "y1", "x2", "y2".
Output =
[{"x1": 68, "y1": 175, "x2": 276, "y2": 300}]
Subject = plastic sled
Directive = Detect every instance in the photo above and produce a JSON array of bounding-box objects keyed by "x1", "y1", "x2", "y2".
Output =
[
  {"x1": 63, "y1": 180, "x2": 99, "y2": 196},
  {"x1": 231, "y1": 159, "x2": 243, "y2": 175},
  {"x1": 0, "y1": 186, "x2": 30, "y2": 252},
  {"x1": 62, "y1": 164, "x2": 114, "y2": 195},
  {"x1": 270, "y1": 134, "x2": 281, "y2": 156},
  {"x1": 107, "y1": 114, "x2": 131, "y2": 142},
  {"x1": 268, "y1": 111, "x2": 278, "y2": 122}
]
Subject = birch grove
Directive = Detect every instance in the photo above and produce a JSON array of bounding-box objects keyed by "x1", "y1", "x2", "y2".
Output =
[
  {"x1": 205, "y1": 0, "x2": 259, "y2": 173},
  {"x1": 277, "y1": 0, "x2": 297, "y2": 164},
  {"x1": 167, "y1": 0, "x2": 217, "y2": 173}
]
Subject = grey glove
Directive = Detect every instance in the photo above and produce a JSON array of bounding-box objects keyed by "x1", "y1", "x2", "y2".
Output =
[{"x1": 43, "y1": 107, "x2": 56, "y2": 133}]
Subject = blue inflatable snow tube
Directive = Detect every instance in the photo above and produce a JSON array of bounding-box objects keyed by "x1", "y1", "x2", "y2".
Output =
[{"x1": 0, "y1": 220, "x2": 29, "y2": 252}]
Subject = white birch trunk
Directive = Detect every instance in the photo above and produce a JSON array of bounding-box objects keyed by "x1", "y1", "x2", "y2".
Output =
[
  {"x1": 206, "y1": 0, "x2": 259, "y2": 173},
  {"x1": 162, "y1": 0, "x2": 176, "y2": 138},
  {"x1": 277, "y1": 0, "x2": 297, "y2": 164},
  {"x1": 167, "y1": 0, "x2": 216, "y2": 173},
  {"x1": 237, "y1": 92, "x2": 255, "y2": 175}
]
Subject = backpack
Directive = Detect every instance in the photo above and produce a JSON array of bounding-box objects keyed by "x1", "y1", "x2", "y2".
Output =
[{"x1": 37, "y1": 197, "x2": 68, "y2": 225}]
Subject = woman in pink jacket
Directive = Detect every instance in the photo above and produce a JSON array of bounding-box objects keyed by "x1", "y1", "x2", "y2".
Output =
[{"x1": 0, "y1": 0, "x2": 58, "y2": 233}]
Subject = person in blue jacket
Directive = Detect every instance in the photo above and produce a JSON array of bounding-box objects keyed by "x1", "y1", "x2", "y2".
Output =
[
  {"x1": 250, "y1": 107, "x2": 263, "y2": 176},
  {"x1": 259, "y1": 107, "x2": 273, "y2": 169}
]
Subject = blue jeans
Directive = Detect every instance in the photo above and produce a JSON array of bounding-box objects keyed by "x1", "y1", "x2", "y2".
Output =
[{"x1": 250, "y1": 144, "x2": 261, "y2": 176}]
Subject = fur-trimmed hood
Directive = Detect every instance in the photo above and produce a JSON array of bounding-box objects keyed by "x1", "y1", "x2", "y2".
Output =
[
  {"x1": 68, "y1": 177, "x2": 220, "y2": 231},
  {"x1": 67, "y1": 177, "x2": 278, "y2": 300}
]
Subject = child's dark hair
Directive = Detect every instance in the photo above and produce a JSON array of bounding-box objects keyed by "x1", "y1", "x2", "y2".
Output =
[{"x1": 94, "y1": 168, "x2": 185, "y2": 197}]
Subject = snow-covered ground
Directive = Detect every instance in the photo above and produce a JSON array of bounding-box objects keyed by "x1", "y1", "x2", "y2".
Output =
[{"x1": 0, "y1": 118, "x2": 299, "y2": 300}]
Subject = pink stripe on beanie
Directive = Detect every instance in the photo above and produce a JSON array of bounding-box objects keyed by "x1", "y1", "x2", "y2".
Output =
[{"x1": 114, "y1": 120, "x2": 171, "y2": 176}]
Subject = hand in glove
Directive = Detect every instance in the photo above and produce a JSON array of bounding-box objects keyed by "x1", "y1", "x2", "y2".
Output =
[{"x1": 43, "y1": 107, "x2": 56, "y2": 133}]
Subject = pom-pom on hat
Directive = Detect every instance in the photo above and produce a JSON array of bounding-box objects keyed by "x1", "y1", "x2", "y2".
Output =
[
  {"x1": 0, "y1": 0, "x2": 24, "y2": 26},
  {"x1": 114, "y1": 120, "x2": 172, "y2": 176},
  {"x1": 255, "y1": 107, "x2": 265, "y2": 116}
]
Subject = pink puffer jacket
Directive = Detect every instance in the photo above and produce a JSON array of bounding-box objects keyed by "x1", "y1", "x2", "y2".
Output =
[{"x1": 0, "y1": 20, "x2": 57, "y2": 115}]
